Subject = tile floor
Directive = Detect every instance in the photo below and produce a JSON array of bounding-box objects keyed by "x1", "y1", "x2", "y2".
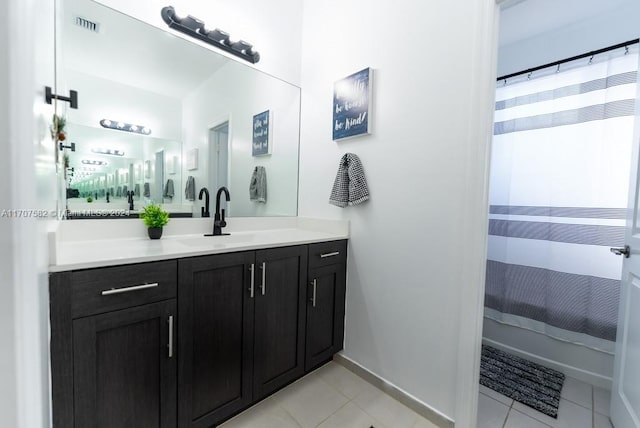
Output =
[
  {"x1": 219, "y1": 362, "x2": 439, "y2": 428},
  {"x1": 478, "y1": 377, "x2": 613, "y2": 428},
  {"x1": 219, "y1": 361, "x2": 613, "y2": 428}
]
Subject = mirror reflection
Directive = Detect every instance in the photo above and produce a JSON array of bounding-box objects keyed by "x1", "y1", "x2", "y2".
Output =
[{"x1": 58, "y1": 0, "x2": 300, "y2": 218}]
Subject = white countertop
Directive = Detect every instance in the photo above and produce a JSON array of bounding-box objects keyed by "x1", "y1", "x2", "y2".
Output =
[{"x1": 49, "y1": 217, "x2": 349, "y2": 272}]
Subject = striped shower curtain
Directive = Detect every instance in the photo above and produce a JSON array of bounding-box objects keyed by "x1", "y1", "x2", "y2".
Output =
[{"x1": 485, "y1": 45, "x2": 639, "y2": 353}]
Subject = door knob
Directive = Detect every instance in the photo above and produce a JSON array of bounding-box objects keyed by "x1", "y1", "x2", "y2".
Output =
[{"x1": 610, "y1": 246, "x2": 630, "y2": 258}]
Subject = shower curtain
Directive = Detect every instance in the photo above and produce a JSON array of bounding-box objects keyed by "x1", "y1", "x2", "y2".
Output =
[{"x1": 485, "y1": 45, "x2": 639, "y2": 353}]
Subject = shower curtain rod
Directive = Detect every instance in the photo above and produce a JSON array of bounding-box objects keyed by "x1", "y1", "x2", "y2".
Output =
[{"x1": 497, "y1": 38, "x2": 640, "y2": 82}]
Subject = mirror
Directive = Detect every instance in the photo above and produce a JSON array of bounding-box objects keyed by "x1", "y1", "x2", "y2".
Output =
[{"x1": 57, "y1": 0, "x2": 300, "y2": 218}]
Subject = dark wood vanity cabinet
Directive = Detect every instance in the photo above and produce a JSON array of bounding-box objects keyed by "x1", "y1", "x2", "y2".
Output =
[
  {"x1": 177, "y1": 251, "x2": 254, "y2": 428},
  {"x1": 50, "y1": 240, "x2": 346, "y2": 428},
  {"x1": 177, "y1": 246, "x2": 308, "y2": 427},
  {"x1": 305, "y1": 240, "x2": 348, "y2": 372},
  {"x1": 49, "y1": 261, "x2": 178, "y2": 428},
  {"x1": 73, "y1": 300, "x2": 177, "y2": 428}
]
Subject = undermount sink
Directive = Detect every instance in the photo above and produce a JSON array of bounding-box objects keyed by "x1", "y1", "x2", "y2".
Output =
[{"x1": 176, "y1": 233, "x2": 256, "y2": 247}]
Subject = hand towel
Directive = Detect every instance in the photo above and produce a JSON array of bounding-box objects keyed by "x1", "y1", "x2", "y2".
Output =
[
  {"x1": 249, "y1": 166, "x2": 267, "y2": 203},
  {"x1": 329, "y1": 153, "x2": 370, "y2": 207},
  {"x1": 163, "y1": 179, "x2": 174, "y2": 199},
  {"x1": 143, "y1": 182, "x2": 151, "y2": 198},
  {"x1": 185, "y1": 176, "x2": 196, "y2": 201},
  {"x1": 134, "y1": 183, "x2": 140, "y2": 198}
]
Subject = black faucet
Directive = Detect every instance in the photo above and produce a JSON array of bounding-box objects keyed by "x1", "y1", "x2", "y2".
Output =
[
  {"x1": 206, "y1": 186, "x2": 230, "y2": 236},
  {"x1": 198, "y1": 187, "x2": 210, "y2": 217},
  {"x1": 127, "y1": 191, "x2": 134, "y2": 211}
]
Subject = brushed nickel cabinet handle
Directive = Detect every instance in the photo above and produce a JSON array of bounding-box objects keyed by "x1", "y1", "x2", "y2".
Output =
[
  {"x1": 168, "y1": 315, "x2": 174, "y2": 358},
  {"x1": 249, "y1": 263, "x2": 255, "y2": 298},
  {"x1": 311, "y1": 279, "x2": 317, "y2": 307},
  {"x1": 101, "y1": 282, "x2": 159, "y2": 296},
  {"x1": 320, "y1": 251, "x2": 340, "y2": 258},
  {"x1": 259, "y1": 262, "x2": 266, "y2": 295}
]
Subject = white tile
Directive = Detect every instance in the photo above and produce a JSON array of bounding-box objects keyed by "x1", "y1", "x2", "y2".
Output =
[
  {"x1": 594, "y1": 412, "x2": 613, "y2": 428},
  {"x1": 353, "y1": 383, "x2": 421, "y2": 428},
  {"x1": 412, "y1": 415, "x2": 440, "y2": 428},
  {"x1": 219, "y1": 397, "x2": 301, "y2": 428},
  {"x1": 317, "y1": 402, "x2": 385, "y2": 428},
  {"x1": 560, "y1": 377, "x2": 592, "y2": 409},
  {"x1": 274, "y1": 373, "x2": 349, "y2": 428},
  {"x1": 504, "y1": 409, "x2": 553, "y2": 428},
  {"x1": 593, "y1": 387, "x2": 611, "y2": 416},
  {"x1": 315, "y1": 362, "x2": 371, "y2": 399},
  {"x1": 477, "y1": 393, "x2": 510, "y2": 428},
  {"x1": 512, "y1": 398, "x2": 592, "y2": 428},
  {"x1": 480, "y1": 384, "x2": 515, "y2": 406}
]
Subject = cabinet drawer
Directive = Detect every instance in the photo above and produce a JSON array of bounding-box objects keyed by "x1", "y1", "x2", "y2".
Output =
[
  {"x1": 308, "y1": 240, "x2": 347, "y2": 268},
  {"x1": 70, "y1": 260, "x2": 177, "y2": 318}
]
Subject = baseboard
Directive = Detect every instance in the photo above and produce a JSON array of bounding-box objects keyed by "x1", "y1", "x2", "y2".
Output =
[
  {"x1": 482, "y1": 338, "x2": 613, "y2": 390},
  {"x1": 333, "y1": 354, "x2": 455, "y2": 428}
]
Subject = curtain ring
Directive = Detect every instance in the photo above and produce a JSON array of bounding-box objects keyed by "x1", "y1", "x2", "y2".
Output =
[
  {"x1": 588, "y1": 55, "x2": 594, "y2": 65},
  {"x1": 556, "y1": 64, "x2": 561, "y2": 73},
  {"x1": 503, "y1": 78, "x2": 507, "y2": 87},
  {"x1": 527, "y1": 72, "x2": 532, "y2": 80},
  {"x1": 625, "y1": 46, "x2": 629, "y2": 55}
]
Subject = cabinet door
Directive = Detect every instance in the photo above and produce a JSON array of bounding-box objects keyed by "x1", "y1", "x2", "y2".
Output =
[
  {"x1": 306, "y1": 262, "x2": 347, "y2": 371},
  {"x1": 253, "y1": 245, "x2": 308, "y2": 400},
  {"x1": 178, "y1": 252, "x2": 255, "y2": 428},
  {"x1": 73, "y1": 300, "x2": 177, "y2": 428}
]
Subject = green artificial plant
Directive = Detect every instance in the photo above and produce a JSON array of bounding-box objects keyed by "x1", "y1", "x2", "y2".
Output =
[{"x1": 139, "y1": 204, "x2": 170, "y2": 228}]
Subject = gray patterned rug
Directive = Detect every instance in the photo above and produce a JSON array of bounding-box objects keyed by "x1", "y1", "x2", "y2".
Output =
[{"x1": 480, "y1": 345, "x2": 565, "y2": 418}]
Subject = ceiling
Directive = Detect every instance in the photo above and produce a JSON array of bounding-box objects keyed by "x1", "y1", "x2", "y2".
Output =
[
  {"x1": 499, "y1": 0, "x2": 632, "y2": 47},
  {"x1": 61, "y1": 0, "x2": 229, "y2": 99}
]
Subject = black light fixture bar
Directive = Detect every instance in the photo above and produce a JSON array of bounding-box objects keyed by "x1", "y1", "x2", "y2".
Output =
[
  {"x1": 91, "y1": 148, "x2": 125, "y2": 156},
  {"x1": 161, "y1": 6, "x2": 260, "y2": 64},
  {"x1": 82, "y1": 160, "x2": 108, "y2": 166},
  {"x1": 100, "y1": 119, "x2": 151, "y2": 135}
]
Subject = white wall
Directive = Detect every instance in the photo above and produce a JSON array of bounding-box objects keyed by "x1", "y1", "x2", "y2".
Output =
[
  {"x1": 497, "y1": 0, "x2": 640, "y2": 77},
  {"x1": 94, "y1": 0, "x2": 303, "y2": 86},
  {"x1": 1, "y1": 0, "x2": 56, "y2": 427},
  {"x1": 182, "y1": 62, "x2": 300, "y2": 217},
  {"x1": 298, "y1": 0, "x2": 498, "y2": 424}
]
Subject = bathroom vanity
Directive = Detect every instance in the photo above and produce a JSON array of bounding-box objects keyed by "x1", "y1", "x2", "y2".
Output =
[{"x1": 48, "y1": 218, "x2": 348, "y2": 427}]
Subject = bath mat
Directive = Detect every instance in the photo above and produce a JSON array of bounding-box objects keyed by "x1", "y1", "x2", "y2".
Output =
[{"x1": 480, "y1": 345, "x2": 565, "y2": 418}]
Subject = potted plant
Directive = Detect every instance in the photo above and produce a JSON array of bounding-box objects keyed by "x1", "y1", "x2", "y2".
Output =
[
  {"x1": 139, "y1": 204, "x2": 170, "y2": 239},
  {"x1": 51, "y1": 114, "x2": 67, "y2": 141}
]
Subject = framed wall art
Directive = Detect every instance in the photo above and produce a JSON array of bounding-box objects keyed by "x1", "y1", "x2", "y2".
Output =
[
  {"x1": 333, "y1": 67, "x2": 372, "y2": 141},
  {"x1": 252, "y1": 110, "x2": 272, "y2": 156}
]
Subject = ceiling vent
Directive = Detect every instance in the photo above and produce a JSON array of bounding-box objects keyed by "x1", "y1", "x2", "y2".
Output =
[{"x1": 74, "y1": 16, "x2": 100, "y2": 33}]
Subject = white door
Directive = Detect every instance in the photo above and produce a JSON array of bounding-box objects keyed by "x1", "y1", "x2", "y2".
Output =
[
  {"x1": 611, "y1": 77, "x2": 640, "y2": 427},
  {"x1": 209, "y1": 123, "x2": 229, "y2": 192}
]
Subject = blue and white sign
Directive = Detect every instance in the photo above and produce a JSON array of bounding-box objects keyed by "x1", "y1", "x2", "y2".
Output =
[
  {"x1": 333, "y1": 67, "x2": 372, "y2": 141},
  {"x1": 252, "y1": 110, "x2": 271, "y2": 156}
]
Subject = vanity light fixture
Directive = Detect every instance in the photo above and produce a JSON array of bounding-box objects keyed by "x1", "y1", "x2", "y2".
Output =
[
  {"x1": 160, "y1": 6, "x2": 260, "y2": 64},
  {"x1": 91, "y1": 148, "x2": 125, "y2": 156},
  {"x1": 82, "y1": 160, "x2": 108, "y2": 166},
  {"x1": 100, "y1": 119, "x2": 151, "y2": 135}
]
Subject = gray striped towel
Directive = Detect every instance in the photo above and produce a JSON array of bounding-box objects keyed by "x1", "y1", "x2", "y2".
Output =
[
  {"x1": 329, "y1": 153, "x2": 370, "y2": 207},
  {"x1": 185, "y1": 176, "x2": 196, "y2": 201},
  {"x1": 164, "y1": 179, "x2": 174, "y2": 199},
  {"x1": 249, "y1": 166, "x2": 267, "y2": 203}
]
